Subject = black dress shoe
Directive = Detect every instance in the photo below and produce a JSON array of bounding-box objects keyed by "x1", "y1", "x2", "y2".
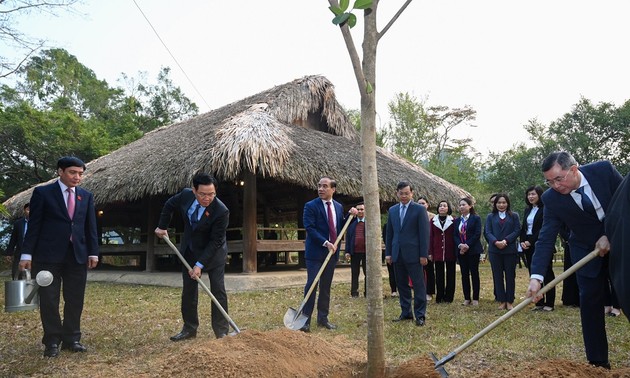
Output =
[
  {"x1": 61, "y1": 341, "x2": 87, "y2": 353},
  {"x1": 589, "y1": 361, "x2": 611, "y2": 370},
  {"x1": 415, "y1": 317, "x2": 425, "y2": 326},
  {"x1": 392, "y1": 315, "x2": 413, "y2": 322},
  {"x1": 44, "y1": 344, "x2": 59, "y2": 358},
  {"x1": 298, "y1": 324, "x2": 310, "y2": 333},
  {"x1": 170, "y1": 330, "x2": 197, "y2": 342},
  {"x1": 317, "y1": 321, "x2": 337, "y2": 330}
]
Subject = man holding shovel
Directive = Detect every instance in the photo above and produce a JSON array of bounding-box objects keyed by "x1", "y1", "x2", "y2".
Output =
[
  {"x1": 299, "y1": 176, "x2": 357, "y2": 332},
  {"x1": 526, "y1": 151, "x2": 622, "y2": 369},
  {"x1": 155, "y1": 173, "x2": 230, "y2": 340}
]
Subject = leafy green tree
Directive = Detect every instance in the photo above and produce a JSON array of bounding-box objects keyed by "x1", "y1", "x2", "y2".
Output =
[
  {"x1": 382, "y1": 91, "x2": 484, "y2": 200},
  {"x1": 383, "y1": 92, "x2": 477, "y2": 161},
  {"x1": 121, "y1": 67, "x2": 199, "y2": 133},
  {"x1": 545, "y1": 97, "x2": 629, "y2": 173},
  {"x1": 482, "y1": 97, "x2": 630, "y2": 216},
  {"x1": 0, "y1": 48, "x2": 197, "y2": 200}
]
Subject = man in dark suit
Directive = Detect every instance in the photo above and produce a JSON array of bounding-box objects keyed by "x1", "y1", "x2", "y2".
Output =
[
  {"x1": 300, "y1": 176, "x2": 356, "y2": 332},
  {"x1": 155, "y1": 173, "x2": 230, "y2": 340},
  {"x1": 5, "y1": 203, "x2": 29, "y2": 280},
  {"x1": 344, "y1": 202, "x2": 366, "y2": 298},
  {"x1": 385, "y1": 181, "x2": 430, "y2": 326},
  {"x1": 526, "y1": 151, "x2": 623, "y2": 369},
  {"x1": 19, "y1": 156, "x2": 99, "y2": 358}
]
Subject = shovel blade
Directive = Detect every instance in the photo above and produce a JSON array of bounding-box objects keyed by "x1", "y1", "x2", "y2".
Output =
[
  {"x1": 284, "y1": 307, "x2": 309, "y2": 330},
  {"x1": 430, "y1": 352, "x2": 449, "y2": 378}
]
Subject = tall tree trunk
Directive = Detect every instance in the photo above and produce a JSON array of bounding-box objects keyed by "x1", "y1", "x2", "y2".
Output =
[
  {"x1": 361, "y1": 4, "x2": 386, "y2": 376},
  {"x1": 328, "y1": 0, "x2": 413, "y2": 375}
]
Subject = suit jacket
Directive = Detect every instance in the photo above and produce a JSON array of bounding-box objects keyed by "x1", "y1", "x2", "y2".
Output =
[
  {"x1": 520, "y1": 206, "x2": 544, "y2": 244},
  {"x1": 606, "y1": 172, "x2": 630, "y2": 319},
  {"x1": 345, "y1": 218, "x2": 365, "y2": 256},
  {"x1": 22, "y1": 180, "x2": 99, "y2": 264},
  {"x1": 6, "y1": 217, "x2": 27, "y2": 259},
  {"x1": 157, "y1": 188, "x2": 229, "y2": 270},
  {"x1": 453, "y1": 214, "x2": 484, "y2": 256},
  {"x1": 533, "y1": 160, "x2": 623, "y2": 278},
  {"x1": 484, "y1": 212, "x2": 521, "y2": 255},
  {"x1": 385, "y1": 201, "x2": 430, "y2": 264},
  {"x1": 304, "y1": 197, "x2": 345, "y2": 261}
]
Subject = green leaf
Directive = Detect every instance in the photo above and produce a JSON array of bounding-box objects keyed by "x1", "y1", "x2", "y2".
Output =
[
  {"x1": 339, "y1": 0, "x2": 350, "y2": 12},
  {"x1": 328, "y1": 5, "x2": 343, "y2": 16},
  {"x1": 353, "y1": 0, "x2": 373, "y2": 10},
  {"x1": 347, "y1": 13, "x2": 357, "y2": 28},
  {"x1": 332, "y1": 13, "x2": 350, "y2": 26},
  {"x1": 366, "y1": 81, "x2": 373, "y2": 94}
]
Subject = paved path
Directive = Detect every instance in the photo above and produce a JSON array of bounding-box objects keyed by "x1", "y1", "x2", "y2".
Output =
[
  {"x1": 3, "y1": 265, "x2": 389, "y2": 293},
  {"x1": 86, "y1": 265, "x2": 370, "y2": 293}
]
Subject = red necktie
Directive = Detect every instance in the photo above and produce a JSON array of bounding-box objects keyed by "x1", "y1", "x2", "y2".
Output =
[
  {"x1": 67, "y1": 188, "x2": 75, "y2": 242},
  {"x1": 66, "y1": 188, "x2": 75, "y2": 220},
  {"x1": 326, "y1": 201, "x2": 337, "y2": 243}
]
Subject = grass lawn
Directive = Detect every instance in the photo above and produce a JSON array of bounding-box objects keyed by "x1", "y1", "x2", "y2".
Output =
[{"x1": 1, "y1": 263, "x2": 629, "y2": 377}]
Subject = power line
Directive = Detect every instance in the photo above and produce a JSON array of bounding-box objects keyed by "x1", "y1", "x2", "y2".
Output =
[{"x1": 132, "y1": 0, "x2": 211, "y2": 111}]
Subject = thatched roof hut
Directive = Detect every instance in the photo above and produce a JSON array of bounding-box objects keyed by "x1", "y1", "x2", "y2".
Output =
[{"x1": 3, "y1": 75, "x2": 470, "y2": 272}]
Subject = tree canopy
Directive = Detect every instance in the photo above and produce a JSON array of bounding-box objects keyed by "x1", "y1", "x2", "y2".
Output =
[{"x1": 0, "y1": 48, "x2": 198, "y2": 201}]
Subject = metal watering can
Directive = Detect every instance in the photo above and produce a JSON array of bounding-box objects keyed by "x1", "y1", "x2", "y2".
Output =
[{"x1": 4, "y1": 269, "x2": 53, "y2": 313}]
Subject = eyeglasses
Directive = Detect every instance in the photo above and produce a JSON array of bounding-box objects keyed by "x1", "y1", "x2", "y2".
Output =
[
  {"x1": 544, "y1": 169, "x2": 572, "y2": 187},
  {"x1": 196, "y1": 192, "x2": 216, "y2": 199}
]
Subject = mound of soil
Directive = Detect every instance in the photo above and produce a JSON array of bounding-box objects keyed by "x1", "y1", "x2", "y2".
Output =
[{"x1": 158, "y1": 329, "x2": 367, "y2": 377}]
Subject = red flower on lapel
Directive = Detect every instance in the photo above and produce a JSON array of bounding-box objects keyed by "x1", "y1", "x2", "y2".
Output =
[
  {"x1": 77, "y1": 195, "x2": 82, "y2": 201},
  {"x1": 204, "y1": 211, "x2": 209, "y2": 217}
]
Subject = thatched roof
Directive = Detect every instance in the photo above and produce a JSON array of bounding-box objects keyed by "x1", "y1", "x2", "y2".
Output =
[{"x1": 3, "y1": 75, "x2": 470, "y2": 216}]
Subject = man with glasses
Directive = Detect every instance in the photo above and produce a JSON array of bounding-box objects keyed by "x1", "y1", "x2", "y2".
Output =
[
  {"x1": 345, "y1": 202, "x2": 367, "y2": 298},
  {"x1": 526, "y1": 151, "x2": 622, "y2": 369},
  {"x1": 155, "y1": 173, "x2": 230, "y2": 340}
]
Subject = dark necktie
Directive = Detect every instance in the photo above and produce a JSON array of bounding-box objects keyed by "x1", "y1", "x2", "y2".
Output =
[
  {"x1": 400, "y1": 204, "x2": 407, "y2": 226},
  {"x1": 575, "y1": 186, "x2": 597, "y2": 218},
  {"x1": 326, "y1": 201, "x2": 337, "y2": 242},
  {"x1": 190, "y1": 204, "x2": 201, "y2": 229}
]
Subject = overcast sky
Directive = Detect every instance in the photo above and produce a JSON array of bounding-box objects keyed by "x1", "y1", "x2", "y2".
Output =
[{"x1": 5, "y1": 0, "x2": 630, "y2": 156}]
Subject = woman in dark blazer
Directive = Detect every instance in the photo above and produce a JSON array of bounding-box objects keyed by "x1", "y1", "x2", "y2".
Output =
[
  {"x1": 454, "y1": 197, "x2": 484, "y2": 306},
  {"x1": 520, "y1": 185, "x2": 555, "y2": 311},
  {"x1": 484, "y1": 193, "x2": 520, "y2": 310}
]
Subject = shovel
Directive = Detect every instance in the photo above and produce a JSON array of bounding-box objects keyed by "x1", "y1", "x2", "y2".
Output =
[
  {"x1": 284, "y1": 214, "x2": 355, "y2": 330},
  {"x1": 161, "y1": 235, "x2": 240, "y2": 334},
  {"x1": 24, "y1": 270, "x2": 54, "y2": 304},
  {"x1": 432, "y1": 248, "x2": 601, "y2": 377}
]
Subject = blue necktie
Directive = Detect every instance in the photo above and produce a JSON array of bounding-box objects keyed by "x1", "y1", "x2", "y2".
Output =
[
  {"x1": 190, "y1": 204, "x2": 201, "y2": 229},
  {"x1": 575, "y1": 186, "x2": 597, "y2": 218},
  {"x1": 400, "y1": 204, "x2": 407, "y2": 226}
]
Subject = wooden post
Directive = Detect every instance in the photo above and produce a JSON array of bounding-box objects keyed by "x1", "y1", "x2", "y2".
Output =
[
  {"x1": 297, "y1": 192, "x2": 308, "y2": 269},
  {"x1": 145, "y1": 197, "x2": 157, "y2": 272},
  {"x1": 242, "y1": 172, "x2": 257, "y2": 273}
]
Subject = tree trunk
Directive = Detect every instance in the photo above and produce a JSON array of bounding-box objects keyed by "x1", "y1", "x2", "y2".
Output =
[{"x1": 361, "y1": 3, "x2": 386, "y2": 376}]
